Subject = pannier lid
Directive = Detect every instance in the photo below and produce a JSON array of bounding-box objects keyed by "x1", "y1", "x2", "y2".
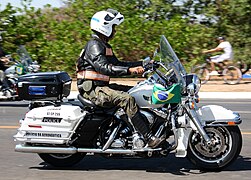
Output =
[
  {"x1": 18, "y1": 71, "x2": 71, "y2": 83},
  {"x1": 16, "y1": 71, "x2": 72, "y2": 101}
]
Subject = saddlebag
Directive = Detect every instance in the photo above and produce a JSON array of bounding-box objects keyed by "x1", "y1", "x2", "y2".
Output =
[
  {"x1": 14, "y1": 105, "x2": 86, "y2": 144},
  {"x1": 16, "y1": 71, "x2": 71, "y2": 100}
]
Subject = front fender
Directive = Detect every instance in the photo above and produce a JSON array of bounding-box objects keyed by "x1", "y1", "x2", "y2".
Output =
[
  {"x1": 197, "y1": 105, "x2": 241, "y2": 126},
  {"x1": 175, "y1": 105, "x2": 241, "y2": 158}
]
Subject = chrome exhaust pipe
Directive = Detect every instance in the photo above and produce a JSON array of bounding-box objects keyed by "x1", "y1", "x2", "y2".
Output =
[
  {"x1": 15, "y1": 144, "x2": 77, "y2": 154},
  {"x1": 78, "y1": 148, "x2": 135, "y2": 155},
  {"x1": 15, "y1": 144, "x2": 136, "y2": 155}
]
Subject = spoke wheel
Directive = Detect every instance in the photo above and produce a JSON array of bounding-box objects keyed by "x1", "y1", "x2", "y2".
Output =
[
  {"x1": 192, "y1": 66, "x2": 210, "y2": 84},
  {"x1": 223, "y1": 66, "x2": 242, "y2": 85},
  {"x1": 187, "y1": 126, "x2": 242, "y2": 171}
]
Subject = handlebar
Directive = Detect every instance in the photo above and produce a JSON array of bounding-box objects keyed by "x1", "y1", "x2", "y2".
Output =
[{"x1": 142, "y1": 59, "x2": 175, "y2": 86}]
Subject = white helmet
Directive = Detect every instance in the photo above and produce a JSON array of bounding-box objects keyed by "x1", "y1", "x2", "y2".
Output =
[{"x1": 90, "y1": 9, "x2": 124, "y2": 37}]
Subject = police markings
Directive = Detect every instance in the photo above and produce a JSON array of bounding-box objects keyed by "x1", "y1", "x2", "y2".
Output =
[
  {"x1": 24, "y1": 132, "x2": 62, "y2": 138},
  {"x1": 42, "y1": 117, "x2": 62, "y2": 123}
]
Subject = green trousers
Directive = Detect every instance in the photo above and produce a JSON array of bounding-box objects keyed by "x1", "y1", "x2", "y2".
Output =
[{"x1": 82, "y1": 83, "x2": 138, "y2": 119}]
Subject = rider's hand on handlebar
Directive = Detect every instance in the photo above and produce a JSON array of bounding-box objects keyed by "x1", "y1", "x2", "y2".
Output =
[
  {"x1": 0, "y1": 56, "x2": 10, "y2": 64},
  {"x1": 149, "y1": 60, "x2": 155, "y2": 64},
  {"x1": 129, "y1": 66, "x2": 144, "y2": 75}
]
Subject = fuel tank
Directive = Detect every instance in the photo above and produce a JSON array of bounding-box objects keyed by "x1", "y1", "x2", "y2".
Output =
[
  {"x1": 128, "y1": 80, "x2": 163, "y2": 109},
  {"x1": 5, "y1": 65, "x2": 16, "y2": 76}
]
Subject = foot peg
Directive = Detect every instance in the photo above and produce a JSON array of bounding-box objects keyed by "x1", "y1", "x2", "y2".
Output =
[{"x1": 146, "y1": 136, "x2": 165, "y2": 148}]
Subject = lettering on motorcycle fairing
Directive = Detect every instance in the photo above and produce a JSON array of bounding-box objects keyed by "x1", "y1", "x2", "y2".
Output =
[
  {"x1": 25, "y1": 132, "x2": 62, "y2": 138},
  {"x1": 42, "y1": 117, "x2": 62, "y2": 123},
  {"x1": 46, "y1": 111, "x2": 61, "y2": 116},
  {"x1": 47, "y1": 108, "x2": 61, "y2": 111}
]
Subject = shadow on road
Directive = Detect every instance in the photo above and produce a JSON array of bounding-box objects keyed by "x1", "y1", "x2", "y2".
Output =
[{"x1": 29, "y1": 154, "x2": 251, "y2": 175}]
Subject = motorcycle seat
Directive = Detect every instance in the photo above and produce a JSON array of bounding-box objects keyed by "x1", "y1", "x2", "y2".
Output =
[
  {"x1": 77, "y1": 94, "x2": 96, "y2": 108},
  {"x1": 77, "y1": 94, "x2": 118, "y2": 114}
]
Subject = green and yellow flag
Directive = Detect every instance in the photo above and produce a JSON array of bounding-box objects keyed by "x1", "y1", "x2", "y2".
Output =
[
  {"x1": 152, "y1": 84, "x2": 181, "y2": 104},
  {"x1": 15, "y1": 64, "x2": 25, "y2": 75}
]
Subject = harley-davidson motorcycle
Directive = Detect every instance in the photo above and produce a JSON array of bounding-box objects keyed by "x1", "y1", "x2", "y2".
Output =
[
  {"x1": 0, "y1": 45, "x2": 40, "y2": 100},
  {"x1": 14, "y1": 35, "x2": 242, "y2": 171}
]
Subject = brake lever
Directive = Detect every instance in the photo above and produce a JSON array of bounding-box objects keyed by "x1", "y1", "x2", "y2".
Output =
[{"x1": 142, "y1": 70, "x2": 152, "y2": 78}]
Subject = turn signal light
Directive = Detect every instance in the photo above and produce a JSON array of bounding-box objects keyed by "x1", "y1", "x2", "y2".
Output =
[
  {"x1": 189, "y1": 101, "x2": 195, "y2": 109},
  {"x1": 228, "y1": 122, "x2": 236, "y2": 126}
]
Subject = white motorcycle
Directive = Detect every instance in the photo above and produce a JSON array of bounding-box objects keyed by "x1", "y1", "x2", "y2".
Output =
[
  {"x1": 0, "y1": 45, "x2": 40, "y2": 100},
  {"x1": 14, "y1": 35, "x2": 242, "y2": 171}
]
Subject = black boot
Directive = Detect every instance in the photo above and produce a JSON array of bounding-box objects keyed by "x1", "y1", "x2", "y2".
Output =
[
  {"x1": 147, "y1": 136, "x2": 164, "y2": 148},
  {"x1": 130, "y1": 112, "x2": 162, "y2": 148}
]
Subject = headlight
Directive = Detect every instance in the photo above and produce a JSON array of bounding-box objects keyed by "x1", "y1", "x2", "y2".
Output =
[
  {"x1": 192, "y1": 74, "x2": 201, "y2": 94},
  {"x1": 185, "y1": 74, "x2": 201, "y2": 95}
]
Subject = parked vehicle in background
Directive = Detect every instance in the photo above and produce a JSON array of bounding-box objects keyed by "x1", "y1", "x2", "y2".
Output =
[
  {"x1": 237, "y1": 60, "x2": 251, "y2": 76},
  {"x1": 0, "y1": 45, "x2": 40, "y2": 100}
]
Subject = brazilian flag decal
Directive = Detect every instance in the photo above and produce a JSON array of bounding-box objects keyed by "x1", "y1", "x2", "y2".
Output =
[
  {"x1": 15, "y1": 65, "x2": 25, "y2": 75},
  {"x1": 152, "y1": 84, "x2": 181, "y2": 104}
]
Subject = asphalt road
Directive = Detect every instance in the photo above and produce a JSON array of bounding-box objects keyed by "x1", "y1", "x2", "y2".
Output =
[{"x1": 0, "y1": 99, "x2": 251, "y2": 180}]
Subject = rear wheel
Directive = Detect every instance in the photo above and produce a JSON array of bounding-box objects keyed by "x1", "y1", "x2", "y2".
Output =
[
  {"x1": 223, "y1": 66, "x2": 242, "y2": 85},
  {"x1": 187, "y1": 126, "x2": 242, "y2": 171},
  {"x1": 38, "y1": 153, "x2": 86, "y2": 167},
  {"x1": 192, "y1": 66, "x2": 210, "y2": 84}
]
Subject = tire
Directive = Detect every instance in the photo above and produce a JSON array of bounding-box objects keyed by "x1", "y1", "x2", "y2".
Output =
[
  {"x1": 187, "y1": 126, "x2": 242, "y2": 171},
  {"x1": 38, "y1": 153, "x2": 86, "y2": 167},
  {"x1": 191, "y1": 66, "x2": 210, "y2": 84},
  {"x1": 223, "y1": 66, "x2": 242, "y2": 85}
]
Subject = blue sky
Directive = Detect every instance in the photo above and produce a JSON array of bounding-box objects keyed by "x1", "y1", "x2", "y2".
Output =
[{"x1": 0, "y1": 0, "x2": 63, "y2": 10}]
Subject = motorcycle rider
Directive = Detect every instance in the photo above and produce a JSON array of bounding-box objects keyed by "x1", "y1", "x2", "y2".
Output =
[
  {"x1": 0, "y1": 45, "x2": 9, "y2": 71},
  {"x1": 203, "y1": 36, "x2": 233, "y2": 75},
  {"x1": 0, "y1": 38, "x2": 10, "y2": 90},
  {"x1": 76, "y1": 9, "x2": 160, "y2": 148}
]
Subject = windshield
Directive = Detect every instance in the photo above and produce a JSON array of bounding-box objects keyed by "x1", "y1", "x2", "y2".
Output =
[
  {"x1": 158, "y1": 35, "x2": 187, "y2": 87},
  {"x1": 17, "y1": 45, "x2": 33, "y2": 66}
]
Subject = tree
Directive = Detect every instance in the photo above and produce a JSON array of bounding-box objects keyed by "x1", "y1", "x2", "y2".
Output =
[
  {"x1": 174, "y1": 0, "x2": 251, "y2": 64},
  {"x1": 1, "y1": 0, "x2": 249, "y2": 76}
]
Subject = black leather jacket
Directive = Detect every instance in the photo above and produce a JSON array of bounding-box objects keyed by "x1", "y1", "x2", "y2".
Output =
[
  {"x1": 77, "y1": 34, "x2": 142, "y2": 86},
  {"x1": 0, "y1": 46, "x2": 8, "y2": 71},
  {"x1": 0, "y1": 46, "x2": 6, "y2": 58}
]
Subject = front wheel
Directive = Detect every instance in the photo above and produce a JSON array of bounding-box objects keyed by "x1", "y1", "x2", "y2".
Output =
[
  {"x1": 38, "y1": 153, "x2": 86, "y2": 167},
  {"x1": 187, "y1": 126, "x2": 242, "y2": 171},
  {"x1": 191, "y1": 66, "x2": 210, "y2": 84},
  {"x1": 223, "y1": 66, "x2": 242, "y2": 85}
]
